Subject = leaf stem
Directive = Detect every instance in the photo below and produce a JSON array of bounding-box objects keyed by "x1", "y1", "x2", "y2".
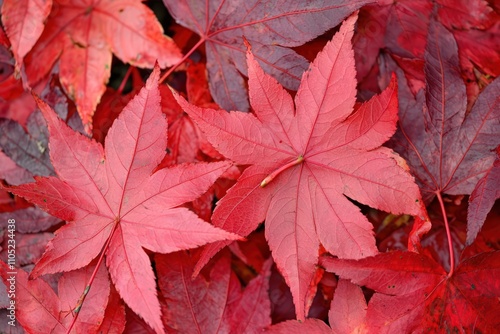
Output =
[
  {"x1": 436, "y1": 192, "x2": 455, "y2": 277},
  {"x1": 117, "y1": 66, "x2": 133, "y2": 94},
  {"x1": 159, "y1": 37, "x2": 207, "y2": 85},
  {"x1": 260, "y1": 155, "x2": 304, "y2": 187},
  {"x1": 65, "y1": 219, "x2": 120, "y2": 334}
]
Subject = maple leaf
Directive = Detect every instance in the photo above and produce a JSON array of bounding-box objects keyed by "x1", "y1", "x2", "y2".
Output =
[
  {"x1": 3, "y1": 66, "x2": 239, "y2": 333},
  {"x1": 174, "y1": 14, "x2": 422, "y2": 320},
  {"x1": 96, "y1": 286, "x2": 126, "y2": 334},
  {"x1": 157, "y1": 251, "x2": 272, "y2": 333},
  {"x1": 467, "y1": 148, "x2": 500, "y2": 245},
  {"x1": 164, "y1": 0, "x2": 371, "y2": 111},
  {"x1": 437, "y1": 0, "x2": 498, "y2": 30},
  {"x1": 23, "y1": 0, "x2": 182, "y2": 132},
  {"x1": 353, "y1": 0, "x2": 432, "y2": 83},
  {"x1": 0, "y1": 110, "x2": 54, "y2": 177},
  {"x1": 0, "y1": 151, "x2": 34, "y2": 185},
  {"x1": 92, "y1": 66, "x2": 145, "y2": 143},
  {"x1": 0, "y1": 261, "x2": 110, "y2": 333},
  {"x1": 1, "y1": 232, "x2": 53, "y2": 266},
  {"x1": 0, "y1": 0, "x2": 52, "y2": 71},
  {"x1": 387, "y1": 19, "x2": 500, "y2": 239},
  {"x1": 321, "y1": 250, "x2": 500, "y2": 333},
  {"x1": 0, "y1": 72, "x2": 84, "y2": 179},
  {"x1": 433, "y1": 1, "x2": 500, "y2": 111},
  {"x1": 265, "y1": 279, "x2": 368, "y2": 333},
  {"x1": 453, "y1": 21, "x2": 500, "y2": 80},
  {"x1": 160, "y1": 61, "x2": 220, "y2": 166}
]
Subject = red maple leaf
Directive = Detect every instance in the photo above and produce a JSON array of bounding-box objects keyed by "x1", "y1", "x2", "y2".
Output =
[
  {"x1": 157, "y1": 251, "x2": 272, "y2": 333},
  {"x1": 174, "y1": 14, "x2": 422, "y2": 320},
  {"x1": 437, "y1": 0, "x2": 500, "y2": 84},
  {"x1": 163, "y1": 0, "x2": 370, "y2": 111},
  {"x1": 21, "y1": 0, "x2": 182, "y2": 132},
  {"x1": 265, "y1": 279, "x2": 368, "y2": 333},
  {"x1": 353, "y1": 0, "x2": 432, "y2": 84},
  {"x1": 467, "y1": 147, "x2": 500, "y2": 244},
  {"x1": 3, "y1": 67, "x2": 238, "y2": 333},
  {"x1": 0, "y1": 0, "x2": 52, "y2": 72},
  {"x1": 321, "y1": 250, "x2": 500, "y2": 333},
  {"x1": 160, "y1": 61, "x2": 221, "y2": 166},
  {"x1": 0, "y1": 261, "x2": 110, "y2": 333},
  {"x1": 387, "y1": 19, "x2": 500, "y2": 243}
]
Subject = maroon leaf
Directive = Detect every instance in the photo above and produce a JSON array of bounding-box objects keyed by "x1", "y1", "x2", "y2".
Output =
[
  {"x1": 467, "y1": 148, "x2": 500, "y2": 245},
  {"x1": 164, "y1": 0, "x2": 370, "y2": 111},
  {"x1": 321, "y1": 250, "x2": 500, "y2": 333},
  {"x1": 388, "y1": 19, "x2": 500, "y2": 205},
  {"x1": 157, "y1": 251, "x2": 272, "y2": 333}
]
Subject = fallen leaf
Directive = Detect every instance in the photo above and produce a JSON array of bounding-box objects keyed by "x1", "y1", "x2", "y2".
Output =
[
  {"x1": 0, "y1": 151, "x2": 34, "y2": 185},
  {"x1": 175, "y1": 14, "x2": 421, "y2": 320},
  {"x1": 157, "y1": 251, "x2": 272, "y2": 334},
  {"x1": 164, "y1": 0, "x2": 370, "y2": 111},
  {"x1": 24, "y1": 0, "x2": 182, "y2": 132},
  {"x1": 265, "y1": 279, "x2": 368, "y2": 333},
  {"x1": 0, "y1": 261, "x2": 109, "y2": 334},
  {"x1": 387, "y1": 19, "x2": 500, "y2": 212},
  {"x1": 96, "y1": 286, "x2": 126, "y2": 334},
  {"x1": 0, "y1": 110, "x2": 54, "y2": 177},
  {"x1": 329, "y1": 279, "x2": 367, "y2": 334},
  {"x1": 321, "y1": 250, "x2": 500, "y2": 333},
  {"x1": 353, "y1": 0, "x2": 432, "y2": 83},
  {"x1": 0, "y1": 0, "x2": 52, "y2": 71},
  {"x1": 4, "y1": 66, "x2": 238, "y2": 333},
  {"x1": 467, "y1": 148, "x2": 500, "y2": 244},
  {"x1": 437, "y1": 0, "x2": 498, "y2": 30},
  {"x1": 0, "y1": 232, "x2": 52, "y2": 266}
]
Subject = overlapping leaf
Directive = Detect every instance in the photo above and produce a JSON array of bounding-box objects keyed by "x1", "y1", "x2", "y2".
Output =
[
  {"x1": 164, "y1": 0, "x2": 371, "y2": 111},
  {"x1": 0, "y1": 109, "x2": 53, "y2": 177},
  {"x1": 22, "y1": 0, "x2": 182, "y2": 132},
  {"x1": 354, "y1": 0, "x2": 432, "y2": 83},
  {"x1": 387, "y1": 19, "x2": 500, "y2": 242},
  {"x1": 4, "y1": 67, "x2": 238, "y2": 333},
  {"x1": 467, "y1": 148, "x2": 500, "y2": 244},
  {"x1": 0, "y1": 261, "x2": 109, "y2": 333},
  {"x1": 0, "y1": 0, "x2": 52, "y2": 71},
  {"x1": 157, "y1": 251, "x2": 271, "y2": 333},
  {"x1": 265, "y1": 279, "x2": 367, "y2": 333},
  {"x1": 321, "y1": 250, "x2": 500, "y2": 332},
  {"x1": 175, "y1": 14, "x2": 422, "y2": 320},
  {"x1": 0, "y1": 151, "x2": 34, "y2": 185}
]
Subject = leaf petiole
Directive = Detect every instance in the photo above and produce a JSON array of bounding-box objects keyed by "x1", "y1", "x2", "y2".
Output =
[
  {"x1": 260, "y1": 155, "x2": 304, "y2": 187},
  {"x1": 436, "y1": 192, "x2": 455, "y2": 277},
  {"x1": 159, "y1": 37, "x2": 207, "y2": 84}
]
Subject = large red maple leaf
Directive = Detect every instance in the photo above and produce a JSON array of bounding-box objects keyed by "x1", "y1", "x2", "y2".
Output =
[
  {"x1": 163, "y1": 0, "x2": 371, "y2": 112},
  {"x1": 387, "y1": 19, "x2": 500, "y2": 243},
  {"x1": 174, "y1": 14, "x2": 422, "y2": 320},
  {"x1": 21, "y1": 0, "x2": 182, "y2": 132},
  {"x1": 321, "y1": 250, "x2": 500, "y2": 332},
  {"x1": 3, "y1": 67, "x2": 238, "y2": 333}
]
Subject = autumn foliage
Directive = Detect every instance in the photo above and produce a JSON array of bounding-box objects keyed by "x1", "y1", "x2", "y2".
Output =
[{"x1": 0, "y1": 1, "x2": 499, "y2": 333}]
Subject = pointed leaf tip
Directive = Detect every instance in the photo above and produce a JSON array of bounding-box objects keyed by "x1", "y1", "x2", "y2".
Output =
[{"x1": 146, "y1": 64, "x2": 161, "y2": 89}]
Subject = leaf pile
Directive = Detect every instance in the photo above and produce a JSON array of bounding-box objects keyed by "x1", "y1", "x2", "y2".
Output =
[{"x1": 0, "y1": 1, "x2": 499, "y2": 333}]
